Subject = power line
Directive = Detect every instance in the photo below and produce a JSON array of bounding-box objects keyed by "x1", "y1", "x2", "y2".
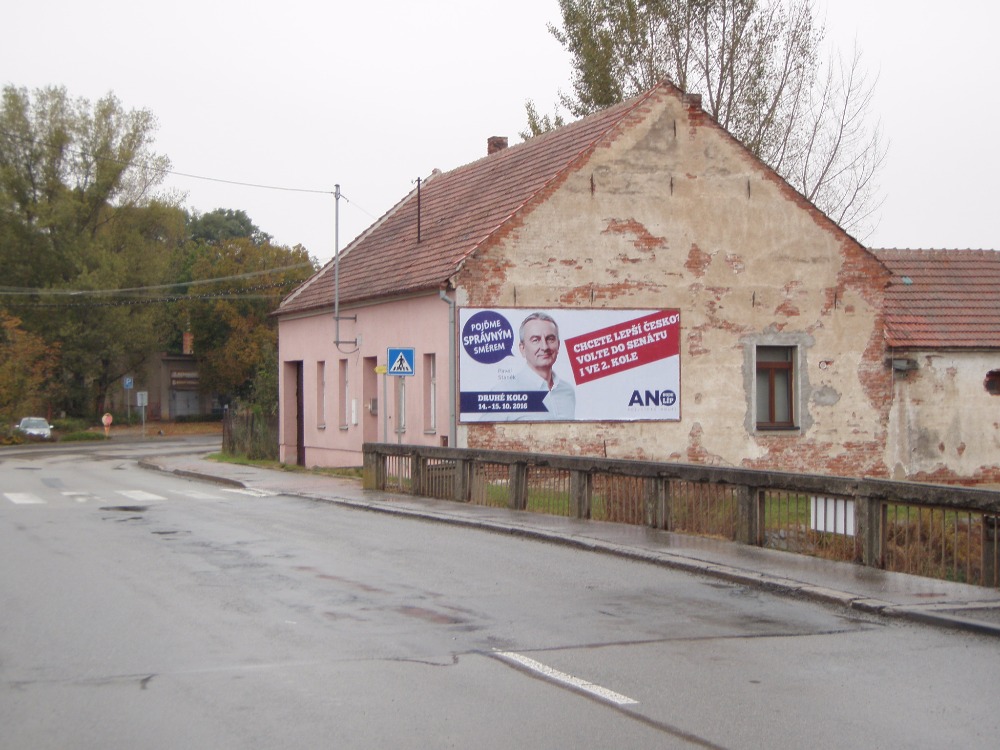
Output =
[
  {"x1": 9, "y1": 280, "x2": 299, "y2": 308},
  {"x1": 0, "y1": 263, "x2": 314, "y2": 297}
]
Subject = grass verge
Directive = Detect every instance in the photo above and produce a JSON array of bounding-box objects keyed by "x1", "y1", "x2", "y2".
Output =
[{"x1": 206, "y1": 452, "x2": 363, "y2": 479}]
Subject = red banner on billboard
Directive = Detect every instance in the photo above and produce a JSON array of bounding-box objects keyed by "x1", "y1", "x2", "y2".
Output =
[{"x1": 564, "y1": 310, "x2": 680, "y2": 385}]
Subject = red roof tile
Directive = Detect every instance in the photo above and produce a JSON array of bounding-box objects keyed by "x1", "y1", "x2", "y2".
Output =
[
  {"x1": 277, "y1": 85, "x2": 670, "y2": 316},
  {"x1": 875, "y1": 249, "x2": 1000, "y2": 348}
]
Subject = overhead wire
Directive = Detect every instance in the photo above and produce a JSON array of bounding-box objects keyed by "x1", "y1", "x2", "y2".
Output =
[
  {"x1": 0, "y1": 123, "x2": 377, "y2": 306},
  {"x1": 0, "y1": 263, "x2": 315, "y2": 297}
]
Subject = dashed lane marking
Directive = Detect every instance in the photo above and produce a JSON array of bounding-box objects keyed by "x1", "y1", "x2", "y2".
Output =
[
  {"x1": 4, "y1": 493, "x2": 46, "y2": 505},
  {"x1": 175, "y1": 490, "x2": 223, "y2": 500},
  {"x1": 493, "y1": 651, "x2": 639, "y2": 706},
  {"x1": 116, "y1": 490, "x2": 167, "y2": 502},
  {"x1": 222, "y1": 488, "x2": 279, "y2": 498},
  {"x1": 62, "y1": 491, "x2": 93, "y2": 503}
]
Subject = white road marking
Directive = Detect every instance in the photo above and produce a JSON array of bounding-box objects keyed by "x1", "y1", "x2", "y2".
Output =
[
  {"x1": 222, "y1": 488, "x2": 278, "y2": 497},
  {"x1": 176, "y1": 490, "x2": 222, "y2": 500},
  {"x1": 4, "y1": 493, "x2": 46, "y2": 505},
  {"x1": 62, "y1": 491, "x2": 92, "y2": 503},
  {"x1": 493, "y1": 651, "x2": 639, "y2": 706},
  {"x1": 116, "y1": 490, "x2": 166, "y2": 502}
]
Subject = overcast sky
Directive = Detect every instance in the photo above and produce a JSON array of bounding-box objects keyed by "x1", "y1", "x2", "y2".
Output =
[{"x1": 5, "y1": 1, "x2": 998, "y2": 264}]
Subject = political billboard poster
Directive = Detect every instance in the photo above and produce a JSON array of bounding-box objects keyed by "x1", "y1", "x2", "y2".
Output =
[{"x1": 459, "y1": 308, "x2": 681, "y2": 422}]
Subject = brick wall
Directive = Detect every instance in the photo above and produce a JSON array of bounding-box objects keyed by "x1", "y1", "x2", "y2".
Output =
[{"x1": 457, "y1": 85, "x2": 893, "y2": 478}]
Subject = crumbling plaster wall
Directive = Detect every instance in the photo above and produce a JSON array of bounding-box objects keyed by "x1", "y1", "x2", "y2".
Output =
[
  {"x1": 888, "y1": 351, "x2": 1000, "y2": 484},
  {"x1": 457, "y1": 88, "x2": 891, "y2": 476}
]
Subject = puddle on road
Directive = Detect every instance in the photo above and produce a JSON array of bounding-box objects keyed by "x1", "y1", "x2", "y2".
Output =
[{"x1": 100, "y1": 505, "x2": 150, "y2": 513}]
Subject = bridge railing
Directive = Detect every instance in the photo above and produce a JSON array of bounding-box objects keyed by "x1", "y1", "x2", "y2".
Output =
[{"x1": 362, "y1": 443, "x2": 1000, "y2": 588}]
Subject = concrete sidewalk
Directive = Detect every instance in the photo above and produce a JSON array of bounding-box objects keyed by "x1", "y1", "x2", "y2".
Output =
[{"x1": 140, "y1": 452, "x2": 1000, "y2": 639}]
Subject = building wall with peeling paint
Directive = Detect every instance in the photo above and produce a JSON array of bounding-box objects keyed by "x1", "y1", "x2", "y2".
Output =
[
  {"x1": 455, "y1": 87, "x2": 892, "y2": 477},
  {"x1": 888, "y1": 351, "x2": 1000, "y2": 485}
]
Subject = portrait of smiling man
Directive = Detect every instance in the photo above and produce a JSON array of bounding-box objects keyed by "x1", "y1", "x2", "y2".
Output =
[{"x1": 510, "y1": 311, "x2": 576, "y2": 420}]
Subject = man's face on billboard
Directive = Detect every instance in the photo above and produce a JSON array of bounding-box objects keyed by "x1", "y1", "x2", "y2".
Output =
[{"x1": 520, "y1": 318, "x2": 560, "y2": 375}]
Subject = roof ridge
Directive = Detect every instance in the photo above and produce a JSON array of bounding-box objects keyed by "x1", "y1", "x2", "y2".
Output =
[{"x1": 448, "y1": 85, "x2": 668, "y2": 280}]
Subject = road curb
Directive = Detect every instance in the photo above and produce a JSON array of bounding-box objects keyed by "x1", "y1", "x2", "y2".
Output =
[{"x1": 138, "y1": 459, "x2": 246, "y2": 488}]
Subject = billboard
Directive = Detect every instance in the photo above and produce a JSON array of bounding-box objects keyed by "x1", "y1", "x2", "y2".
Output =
[{"x1": 459, "y1": 308, "x2": 681, "y2": 422}]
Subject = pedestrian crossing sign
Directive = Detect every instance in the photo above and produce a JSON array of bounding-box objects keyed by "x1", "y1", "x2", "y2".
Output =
[{"x1": 387, "y1": 347, "x2": 415, "y2": 376}]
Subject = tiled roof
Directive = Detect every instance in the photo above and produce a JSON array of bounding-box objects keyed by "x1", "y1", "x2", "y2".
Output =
[
  {"x1": 875, "y1": 249, "x2": 1000, "y2": 348},
  {"x1": 277, "y1": 86, "x2": 668, "y2": 316}
]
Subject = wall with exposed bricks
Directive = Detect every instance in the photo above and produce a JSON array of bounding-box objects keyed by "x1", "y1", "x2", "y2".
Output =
[{"x1": 456, "y1": 86, "x2": 893, "y2": 477}]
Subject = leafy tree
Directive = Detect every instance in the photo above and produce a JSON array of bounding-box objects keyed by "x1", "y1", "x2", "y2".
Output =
[
  {"x1": 0, "y1": 312, "x2": 60, "y2": 425},
  {"x1": 179, "y1": 236, "x2": 314, "y2": 407},
  {"x1": 188, "y1": 208, "x2": 272, "y2": 246},
  {"x1": 529, "y1": 0, "x2": 886, "y2": 237},
  {"x1": 0, "y1": 85, "x2": 180, "y2": 415}
]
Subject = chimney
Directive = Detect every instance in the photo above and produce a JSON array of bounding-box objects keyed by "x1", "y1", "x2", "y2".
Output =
[{"x1": 487, "y1": 136, "x2": 508, "y2": 155}]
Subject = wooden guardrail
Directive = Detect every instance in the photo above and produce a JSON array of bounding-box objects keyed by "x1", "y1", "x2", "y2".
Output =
[{"x1": 363, "y1": 443, "x2": 1000, "y2": 587}]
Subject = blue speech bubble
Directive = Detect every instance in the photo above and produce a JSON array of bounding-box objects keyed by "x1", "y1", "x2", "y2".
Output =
[{"x1": 462, "y1": 311, "x2": 515, "y2": 364}]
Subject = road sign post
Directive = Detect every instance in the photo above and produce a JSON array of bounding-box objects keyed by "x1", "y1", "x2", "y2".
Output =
[
  {"x1": 124, "y1": 376, "x2": 133, "y2": 423},
  {"x1": 387, "y1": 349, "x2": 415, "y2": 444},
  {"x1": 136, "y1": 391, "x2": 148, "y2": 437}
]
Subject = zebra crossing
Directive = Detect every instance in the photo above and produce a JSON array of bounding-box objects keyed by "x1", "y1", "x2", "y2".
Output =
[{"x1": 2, "y1": 486, "x2": 277, "y2": 506}]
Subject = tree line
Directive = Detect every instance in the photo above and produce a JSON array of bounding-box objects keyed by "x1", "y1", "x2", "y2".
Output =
[{"x1": 0, "y1": 84, "x2": 316, "y2": 426}]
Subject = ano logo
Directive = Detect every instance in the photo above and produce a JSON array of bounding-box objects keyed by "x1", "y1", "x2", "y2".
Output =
[{"x1": 628, "y1": 389, "x2": 677, "y2": 407}]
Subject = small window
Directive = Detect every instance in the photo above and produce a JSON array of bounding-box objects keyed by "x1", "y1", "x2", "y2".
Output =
[
  {"x1": 756, "y1": 346, "x2": 795, "y2": 429},
  {"x1": 338, "y1": 359, "x2": 349, "y2": 428},
  {"x1": 986, "y1": 370, "x2": 1000, "y2": 396},
  {"x1": 423, "y1": 353, "x2": 437, "y2": 433},
  {"x1": 316, "y1": 361, "x2": 326, "y2": 427}
]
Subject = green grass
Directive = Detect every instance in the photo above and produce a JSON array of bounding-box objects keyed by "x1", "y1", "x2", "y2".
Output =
[
  {"x1": 58, "y1": 432, "x2": 106, "y2": 442},
  {"x1": 207, "y1": 452, "x2": 363, "y2": 479}
]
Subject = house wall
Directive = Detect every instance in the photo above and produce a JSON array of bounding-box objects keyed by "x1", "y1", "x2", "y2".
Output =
[
  {"x1": 277, "y1": 293, "x2": 452, "y2": 467},
  {"x1": 887, "y1": 351, "x2": 1000, "y2": 484},
  {"x1": 455, "y1": 88, "x2": 892, "y2": 477}
]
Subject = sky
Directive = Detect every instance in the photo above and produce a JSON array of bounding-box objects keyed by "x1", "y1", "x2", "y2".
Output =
[{"x1": 4, "y1": 1, "x2": 998, "y2": 265}]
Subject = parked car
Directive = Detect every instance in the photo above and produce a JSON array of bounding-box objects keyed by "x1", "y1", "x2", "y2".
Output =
[{"x1": 15, "y1": 417, "x2": 54, "y2": 440}]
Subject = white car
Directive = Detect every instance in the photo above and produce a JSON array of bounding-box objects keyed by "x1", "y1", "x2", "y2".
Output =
[{"x1": 16, "y1": 417, "x2": 53, "y2": 440}]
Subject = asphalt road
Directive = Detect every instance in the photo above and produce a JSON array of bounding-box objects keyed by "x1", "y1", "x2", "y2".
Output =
[{"x1": 2, "y1": 442, "x2": 999, "y2": 749}]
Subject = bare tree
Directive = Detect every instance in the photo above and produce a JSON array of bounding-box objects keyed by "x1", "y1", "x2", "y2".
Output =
[{"x1": 529, "y1": 0, "x2": 886, "y2": 238}]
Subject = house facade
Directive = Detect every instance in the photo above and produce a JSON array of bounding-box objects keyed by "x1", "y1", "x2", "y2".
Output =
[
  {"x1": 877, "y1": 250, "x2": 1000, "y2": 485},
  {"x1": 275, "y1": 81, "x2": 997, "y2": 483}
]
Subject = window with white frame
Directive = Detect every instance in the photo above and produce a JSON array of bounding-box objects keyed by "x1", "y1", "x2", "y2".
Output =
[
  {"x1": 316, "y1": 361, "x2": 326, "y2": 428},
  {"x1": 338, "y1": 359, "x2": 349, "y2": 429},
  {"x1": 423, "y1": 353, "x2": 436, "y2": 433}
]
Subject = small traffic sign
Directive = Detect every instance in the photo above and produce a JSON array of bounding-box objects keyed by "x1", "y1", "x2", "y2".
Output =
[
  {"x1": 387, "y1": 347, "x2": 415, "y2": 376},
  {"x1": 124, "y1": 376, "x2": 134, "y2": 390}
]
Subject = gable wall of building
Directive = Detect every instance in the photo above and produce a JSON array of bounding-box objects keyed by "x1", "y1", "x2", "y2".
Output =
[
  {"x1": 456, "y1": 88, "x2": 892, "y2": 477},
  {"x1": 888, "y1": 350, "x2": 1000, "y2": 484}
]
